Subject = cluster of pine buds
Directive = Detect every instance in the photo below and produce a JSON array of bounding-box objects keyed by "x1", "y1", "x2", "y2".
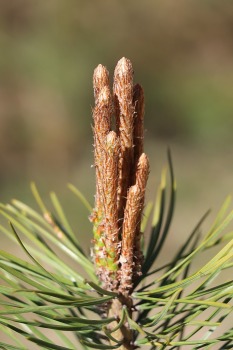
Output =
[{"x1": 90, "y1": 57, "x2": 149, "y2": 296}]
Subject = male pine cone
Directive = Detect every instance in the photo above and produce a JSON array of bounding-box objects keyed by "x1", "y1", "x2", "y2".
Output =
[{"x1": 90, "y1": 57, "x2": 149, "y2": 296}]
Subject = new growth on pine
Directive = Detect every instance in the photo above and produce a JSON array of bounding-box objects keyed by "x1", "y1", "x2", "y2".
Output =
[
  {"x1": 0, "y1": 56, "x2": 232, "y2": 350},
  {"x1": 90, "y1": 57, "x2": 149, "y2": 295}
]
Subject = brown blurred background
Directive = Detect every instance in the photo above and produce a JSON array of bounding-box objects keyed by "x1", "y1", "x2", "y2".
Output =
[{"x1": 0, "y1": 1, "x2": 233, "y2": 263}]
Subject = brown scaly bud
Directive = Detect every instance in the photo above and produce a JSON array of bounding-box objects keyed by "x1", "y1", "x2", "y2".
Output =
[
  {"x1": 91, "y1": 83, "x2": 112, "y2": 282},
  {"x1": 91, "y1": 58, "x2": 149, "y2": 299},
  {"x1": 119, "y1": 184, "x2": 142, "y2": 295},
  {"x1": 92, "y1": 85, "x2": 112, "y2": 214},
  {"x1": 90, "y1": 58, "x2": 150, "y2": 348},
  {"x1": 113, "y1": 57, "x2": 135, "y2": 221},
  {"x1": 103, "y1": 131, "x2": 119, "y2": 246},
  {"x1": 93, "y1": 64, "x2": 110, "y2": 101},
  {"x1": 101, "y1": 131, "x2": 120, "y2": 289},
  {"x1": 135, "y1": 153, "x2": 150, "y2": 194},
  {"x1": 133, "y1": 153, "x2": 150, "y2": 278},
  {"x1": 93, "y1": 85, "x2": 112, "y2": 140},
  {"x1": 133, "y1": 83, "x2": 145, "y2": 182},
  {"x1": 113, "y1": 57, "x2": 134, "y2": 146}
]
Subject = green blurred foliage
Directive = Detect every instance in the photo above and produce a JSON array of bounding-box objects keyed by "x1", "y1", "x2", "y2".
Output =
[{"x1": 0, "y1": 0, "x2": 233, "y2": 187}]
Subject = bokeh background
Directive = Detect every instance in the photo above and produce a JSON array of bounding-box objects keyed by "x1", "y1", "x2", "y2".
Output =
[{"x1": 0, "y1": 1, "x2": 233, "y2": 347}]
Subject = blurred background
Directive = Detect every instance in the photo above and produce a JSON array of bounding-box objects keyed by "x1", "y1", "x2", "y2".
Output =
[
  {"x1": 0, "y1": 0, "x2": 233, "y2": 277},
  {"x1": 0, "y1": 1, "x2": 233, "y2": 348}
]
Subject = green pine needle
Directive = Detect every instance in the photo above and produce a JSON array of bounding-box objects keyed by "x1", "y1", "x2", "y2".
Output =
[{"x1": 0, "y1": 161, "x2": 232, "y2": 349}]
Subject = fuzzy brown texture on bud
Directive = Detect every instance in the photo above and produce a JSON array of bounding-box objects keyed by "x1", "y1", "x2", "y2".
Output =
[
  {"x1": 113, "y1": 58, "x2": 135, "y2": 222},
  {"x1": 133, "y1": 153, "x2": 150, "y2": 278},
  {"x1": 135, "y1": 153, "x2": 150, "y2": 193},
  {"x1": 93, "y1": 64, "x2": 110, "y2": 100},
  {"x1": 91, "y1": 81, "x2": 113, "y2": 285},
  {"x1": 92, "y1": 85, "x2": 112, "y2": 214},
  {"x1": 91, "y1": 58, "x2": 149, "y2": 300},
  {"x1": 102, "y1": 131, "x2": 120, "y2": 282},
  {"x1": 119, "y1": 184, "x2": 142, "y2": 295}
]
